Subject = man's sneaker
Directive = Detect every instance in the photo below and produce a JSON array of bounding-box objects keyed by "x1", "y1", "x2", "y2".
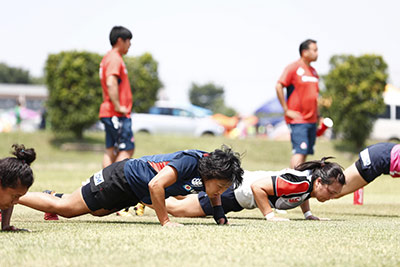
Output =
[
  {"x1": 116, "y1": 208, "x2": 131, "y2": 217},
  {"x1": 134, "y1": 203, "x2": 145, "y2": 216},
  {"x1": 43, "y1": 190, "x2": 59, "y2": 221}
]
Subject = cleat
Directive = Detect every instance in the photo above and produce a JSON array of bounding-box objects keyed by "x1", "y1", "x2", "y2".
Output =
[
  {"x1": 116, "y1": 208, "x2": 132, "y2": 217},
  {"x1": 134, "y1": 203, "x2": 145, "y2": 216},
  {"x1": 44, "y1": 212, "x2": 59, "y2": 221}
]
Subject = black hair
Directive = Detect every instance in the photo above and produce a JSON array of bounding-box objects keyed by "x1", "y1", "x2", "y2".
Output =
[
  {"x1": 0, "y1": 144, "x2": 36, "y2": 189},
  {"x1": 198, "y1": 145, "x2": 244, "y2": 189},
  {"x1": 295, "y1": 157, "x2": 345, "y2": 185},
  {"x1": 109, "y1": 26, "x2": 132, "y2": 46},
  {"x1": 299, "y1": 39, "x2": 317, "y2": 56}
]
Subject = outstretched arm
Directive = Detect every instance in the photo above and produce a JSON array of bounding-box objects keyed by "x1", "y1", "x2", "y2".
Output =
[
  {"x1": 1, "y1": 206, "x2": 29, "y2": 231},
  {"x1": 251, "y1": 178, "x2": 289, "y2": 221},
  {"x1": 148, "y1": 166, "x2": 182, "y2": 227}
]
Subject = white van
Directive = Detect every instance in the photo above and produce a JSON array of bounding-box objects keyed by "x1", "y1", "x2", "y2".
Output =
[{"x1": 370, "y1": 86, "x2": 400, "y2": 141}]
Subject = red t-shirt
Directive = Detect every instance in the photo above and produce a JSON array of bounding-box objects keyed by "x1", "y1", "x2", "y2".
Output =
[
  {"x1": 99, "y1": 49, "x2": 132, "y2": 118},
  {"x1": 278, "y1": 59, "x2": 319, "y2": 124}
]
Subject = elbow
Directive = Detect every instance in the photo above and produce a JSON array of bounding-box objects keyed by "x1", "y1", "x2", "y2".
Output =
[
  {"x1": 148, "y1": 180, "x2": 161, "y2": 193},
  {"x1": 250, "y1": 183, "x2": 259, "y2": 193}
]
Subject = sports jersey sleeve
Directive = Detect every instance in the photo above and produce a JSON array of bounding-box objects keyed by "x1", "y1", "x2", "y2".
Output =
[
  {"x1": 278, "y1": 64, "x2": 294, "y2": 87},
  {"x1": 272, "y1": 173, "x2": 311, "y2": 197},
  {"x1": 105, "y1": 56, "x2": 121, "y2": 78},
  {"x1": 167, "y1": 154, "x2": 199, "y2": 182}
]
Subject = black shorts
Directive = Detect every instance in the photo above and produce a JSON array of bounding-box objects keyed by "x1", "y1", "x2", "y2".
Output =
[
  {"x1": 81, "y1": 159, "x2": 139, "y2": 211},
  {"x1": 198, "y1": 187, "x2": 243, "y2": 216},
  {"x1": 355, "y1": 142, "x2": 395, "y2": 183}
]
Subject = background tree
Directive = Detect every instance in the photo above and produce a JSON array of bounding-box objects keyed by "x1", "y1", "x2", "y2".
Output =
[
  {"x1": 320, "y1": 54, "x2": 388, "y2": 150},
  {"x1": 45, "y1": 51, "x2": 103, "y2": 139},
  {"x1": 189, "y1": 82, "x2": 237, "y2": 116},
  {"x1": 45, "y1": 51, "x2": 162, "y2": 139},
  {"x1": 0, "y1": 62, "x2": 31, "y2": 84},
  {"x1": 124, "y1": 53, "x2": 163, "y2": 113}
]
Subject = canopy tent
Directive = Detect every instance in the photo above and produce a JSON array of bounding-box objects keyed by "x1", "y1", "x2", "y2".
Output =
[
  {"x1": 255, "y1": 97, "x2": 284, "y2": 115},
  {"x1": 254, "y1": 97, "x2": 284, "y2": 126}
]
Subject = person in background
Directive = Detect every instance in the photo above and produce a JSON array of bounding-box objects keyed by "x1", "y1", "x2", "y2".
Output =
[
  {"x1": 99, "y1": 25, "x2": 135, "y2": 168},
  {"x1": 275, "y1": 39, "x2": 320, "y2": 213}
]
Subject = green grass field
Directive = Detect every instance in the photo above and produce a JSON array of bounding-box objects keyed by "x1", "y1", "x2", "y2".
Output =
[{"x1": 1, "y1": 131, "x2": 399, "y2": 266}]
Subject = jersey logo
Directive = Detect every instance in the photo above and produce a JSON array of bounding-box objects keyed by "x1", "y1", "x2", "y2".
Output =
[
  {"x1": 275, "y1": 176, "x2": 309, "y2": 196},
  {"x1": 288, "y1": 197, "x2": 302, "y2": 203},
  {"x1": 183, "y1": 184, "x2": 192, "y2": 192},
  {"x1": 296, "y1": 67, "x2": 305, "y2": 76},
  {"x1": 301, "y1": 76, "x2": 318, "y2": 82},
  {"x1": 360, "y1": 148, "x2": 371, "y2": 167},
  {"x1": 191, "y1": 178, "x2": 203, "y2": 187},
  {"x1": 148, "y1": 161, "x2": 170, "y2": 173},
  {"x1": 93, "y1": 170, "x2": 104, "y2": 186}
]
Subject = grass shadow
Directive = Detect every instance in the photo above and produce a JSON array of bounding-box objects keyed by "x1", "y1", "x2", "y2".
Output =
[{"x1": 49, "y1": 132, "x2": 104, "y2": 152}]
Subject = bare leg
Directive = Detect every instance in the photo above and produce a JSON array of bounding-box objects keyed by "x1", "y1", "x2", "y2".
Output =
[
  {"x1": 19, "y1": 188, "x2": 92, "y2": 218},
  {"x1": 165, "y1": 195, "x2": 206, "y2": 217},
  {"x1": 335, "y1": 163, "x2": 368, "y2": 198},
  {"x1": 115, "y1": 149, "x2": 134, "y2": 163},
  {"x1": 291, "y1": 154, "x2": 307, "y2": 169},
  {"x1": 103, "y1": 147, "x2": 117, "y2": 168}
]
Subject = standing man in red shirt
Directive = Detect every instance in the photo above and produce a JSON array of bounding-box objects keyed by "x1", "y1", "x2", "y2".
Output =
[
  {"x1": 276, "y1": 39, "x2": 319, "y2": 169},
  {"x1": 99, "y1": 26, "x2": 135, "y2": 168}
]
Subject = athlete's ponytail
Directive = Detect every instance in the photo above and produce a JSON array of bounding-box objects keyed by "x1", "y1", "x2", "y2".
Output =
[
  {"x1": 0, "y1": 144, "x2": 36, "y2": 188},
  {"x1": 295, "y1": 157, "x2": 345, "y2": 185}
]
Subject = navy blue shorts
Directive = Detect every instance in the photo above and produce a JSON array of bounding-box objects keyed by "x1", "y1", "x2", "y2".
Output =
[
  {"x1": 288, "y1": 123, "x2": 317, "y2": 155},
  {"x1": 355, "y1": 142, "x2": 395, "y2": 183},
  {"x1": 198, "y1": 187, "x2": 243, "y2": 216},
  {"x1": 81, "y1": 159, "x2": 139, "y2": 211},
  {"x1": 100, "y1": 117, "x2": 135, "y2": 151}
]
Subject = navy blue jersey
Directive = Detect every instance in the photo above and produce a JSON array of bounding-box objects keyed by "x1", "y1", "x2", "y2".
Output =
[{"x1": 124, "y1": 150, "x2": 207, "y2": 204}]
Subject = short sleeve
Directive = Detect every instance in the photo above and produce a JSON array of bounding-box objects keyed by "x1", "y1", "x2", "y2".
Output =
[
  {"x1": 278, "y1": 64, "x2": 294, "y2": 88},
  {"x1": 105, "y1": 56, "x2": 121, "y2": 78},
  {"x1": 167, "y1": 154, "x2": 199, "y2": 182}
]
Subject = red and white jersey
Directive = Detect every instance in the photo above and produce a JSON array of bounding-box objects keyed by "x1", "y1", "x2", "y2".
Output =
[{"x1": 234, "y1": 169, "x2": 313, "y2": 210}]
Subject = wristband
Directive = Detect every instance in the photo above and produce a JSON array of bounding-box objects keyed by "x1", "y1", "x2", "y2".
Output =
[
  {"x1": 304, "y1": 211, "x2": 313, "y2": 218},
  {"x1": 213, "y1": 205, "x2": 228, "y2": 224},
  {"x1": 265, "y1": 211, "x2": 275, "y2": 220}
]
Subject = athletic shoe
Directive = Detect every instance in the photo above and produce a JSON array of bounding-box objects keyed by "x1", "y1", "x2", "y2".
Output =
[
  {"x1": 116, "y1": 208, "x2": 132, "y2": 217},
  {"x1": 44, "y1": 212, "x2": 59, "y2": 221},
  {"x1": 43, "y1": 190, "x2": 59, "y2": 221},
  {"x1": 134, "y1": 203, "x2": 145, "y2": 216}
]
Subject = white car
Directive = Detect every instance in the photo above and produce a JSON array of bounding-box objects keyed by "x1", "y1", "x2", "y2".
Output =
[
  {"x1": 131, "y1": 102, "x2": 224, "y2": 137},
  {"x1": 370, "y1": 87, "x2": 400, "y2": 141}
]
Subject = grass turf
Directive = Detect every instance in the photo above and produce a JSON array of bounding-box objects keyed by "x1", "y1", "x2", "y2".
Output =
[{"x1": 1, "y1": 131, "x2": 399, "y2": 266}]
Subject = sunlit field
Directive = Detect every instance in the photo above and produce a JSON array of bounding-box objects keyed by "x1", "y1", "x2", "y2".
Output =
[{"x1": 1, "y1": 131, "x2": 399, "y2": 266}]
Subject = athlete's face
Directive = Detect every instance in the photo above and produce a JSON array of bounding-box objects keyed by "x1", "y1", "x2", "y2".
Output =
[
  {"x1": 313, "y1": 178, "x2": 343, "y2": 202},
  {"x1": 304, "y1": 42, "x2": 318, "y2": 62},
  {"x1": 0, "y1": 184, "x2": 28, "y2": 210},
  {"x1": 203, "y1": 179, "x2": 231, "y2": 198},
  {"x1": 121, "y1": 38, "x2": 131, "y2": 55}
]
